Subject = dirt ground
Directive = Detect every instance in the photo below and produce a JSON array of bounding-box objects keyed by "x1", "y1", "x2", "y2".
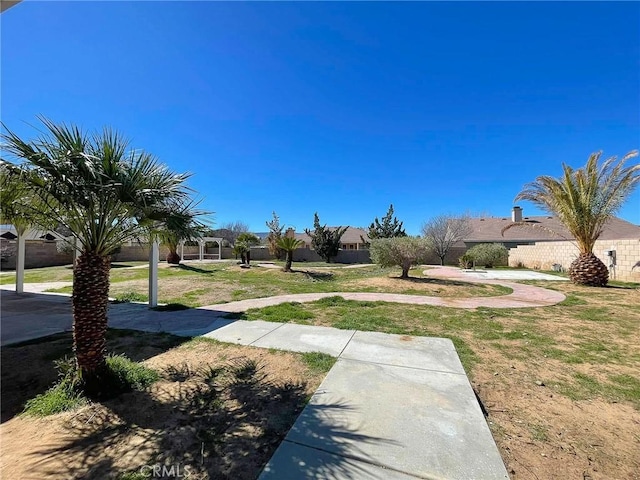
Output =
[{"x1": 1, "y1": 332, "x2": 325, "y2": 479}]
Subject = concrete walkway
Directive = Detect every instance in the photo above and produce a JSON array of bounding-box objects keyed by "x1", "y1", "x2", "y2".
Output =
[{"x1": 1, "y1": 267, "x2": 566, "y2": 477}]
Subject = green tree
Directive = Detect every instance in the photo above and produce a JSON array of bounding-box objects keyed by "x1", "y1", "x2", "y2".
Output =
[
  {"x1": 276, "y1": 236, "x2": 303, "y2": 272},
  {"x1": 368, "y1": 204, "x2": 407, "y2": 240},
  {"x1": 465, "y1": 243, "x2": 508, "y2": 268},
  {"x1": 305, "y1": 213, "x2": 347, "y2": 263},
  {"x1": 504, "y1": 151, "x2": 639, "y2": 286},
  {"x1": 234, "y1": 232, "x2": 260, "y2": 265},
  {"x1": 2, "y1": 118, "x2": 197, "y2": 396},
  {"x1": 266, "y1": 211, "x2": 285, "y2": 260},
  {"x1": 369, "y1": 237, "x2": 432, "y2": 278}
]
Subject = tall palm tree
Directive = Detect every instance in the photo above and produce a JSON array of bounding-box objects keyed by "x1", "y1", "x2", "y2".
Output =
[
  {"x1": 276, "y1": 236, "x2": 303, "y2": 272},
  {"x1": 1, "y1": 118, "x2": 195, "y2": 396},
  {"x1": 505, "y1": 151, "x2": 639, "y2": 286}
]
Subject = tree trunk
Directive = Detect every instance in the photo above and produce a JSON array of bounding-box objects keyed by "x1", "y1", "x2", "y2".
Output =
[
  {"x1": 166, "y1": 248, "x2": 181, "y2": 265},
  {"x1": 284, "y1": 250, "x2": 293, "y2": 272},
  {"x1": 401, "y1": 266, "x2": 410, "y2": 278},
  {"x1": 246, "y1": 250, "x2": 251, "y2": 265},
  {"x1": 569, "y1": 252, "x2": 609, "y2": 287},
  {"x1": 73, "y1": 251, "x2": 111, "y2": 396},
  {"x1": 439, "y1": 256, "x2": 445, "y2": 266}
]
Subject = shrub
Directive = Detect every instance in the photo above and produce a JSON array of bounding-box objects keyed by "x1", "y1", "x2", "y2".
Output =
[
  {"x1": 459, "y1": 253, "x2": 474, "y2": 269},
  {"x1": 466, "y1": 243, "x2": 508, "y2": 268},
  {"x1": 369, "y1": 237, "x2": 432, "y2": 278}
]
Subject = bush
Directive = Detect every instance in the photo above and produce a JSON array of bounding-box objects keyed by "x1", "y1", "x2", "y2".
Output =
[
  {"x1": 369, "y1": 237, "x2": 432, "y2": 278},
  {"x1": 466, "y1": 243, "x2": 508, "y2": 268},
  {"x1": 459, "y1": 254, "x2": 474, "y2": 269}
]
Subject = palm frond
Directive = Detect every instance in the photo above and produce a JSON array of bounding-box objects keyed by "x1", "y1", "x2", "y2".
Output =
[{"x1": 511, "y1": 150, "x2": 639, "y2": 253}]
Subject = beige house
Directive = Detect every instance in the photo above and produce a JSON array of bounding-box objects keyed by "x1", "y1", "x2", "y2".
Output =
[
  {"x1": 294, "y1": 226, "x2": 370, "y2": 251},
  {"x1": 463, "y1": 207, "x2": 640, "y2": 281}
]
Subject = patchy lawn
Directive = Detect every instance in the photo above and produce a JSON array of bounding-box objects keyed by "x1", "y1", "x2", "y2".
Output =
[
  {"x1": 236, "y1": 281, "x2": 640, "y2": 480},
  {"x1": 40, "y1": 263, "x2": 510, "y2": 306},
  {"x1": 1, "y1": 331, "x2": 330, "y2": 479}
]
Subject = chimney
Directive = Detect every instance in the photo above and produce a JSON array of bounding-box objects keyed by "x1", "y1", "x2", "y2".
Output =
[{"x1": 512, "y1": 206, "x2": 522, "y2": 222}]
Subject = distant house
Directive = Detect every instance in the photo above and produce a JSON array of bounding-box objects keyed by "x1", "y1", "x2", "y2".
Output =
[
  {"x1": 294, "y1": 226, "x2": 370, "y2": 251},
  {"x1": 463, "y1": 206, "x2": 640, "y2": 248}
]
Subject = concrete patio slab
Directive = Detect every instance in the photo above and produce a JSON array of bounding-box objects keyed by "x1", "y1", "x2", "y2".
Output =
[
  {"x1": 259, "y1": 441, "x2": 417, "y2": 480},
  {"x1": 341, "y1": 332, "x2": 465, "y2": 375},
  {"x1": 251, "y1": 323, "x2": 356, "y2": 356},
  {"x1": 202, "y1": 319, "x2": 283, "y2": 345},
  {"x1": 278, "y1": 358, "x2": 509, "y2": 479},
  {"x1": 461, "y1": 269, "x2": 568, "y2": 281}
]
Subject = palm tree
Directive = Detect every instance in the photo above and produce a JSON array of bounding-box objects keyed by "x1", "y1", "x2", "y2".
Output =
[
  {"x1": 276, "y1": 236, "x2": 303, "y2": 272},
  {"x1": 234, "y1": 232, "x2": 260, "y2": 266},
  {"x1": 1, "y1": 118, "x2": 196, "y2": 396},
  {"x1": 152, "y1": 199, "x2": 209, "y2": 264},
  {"x1": 504, "y1": 151, "x2": 639, "y2": 286}
]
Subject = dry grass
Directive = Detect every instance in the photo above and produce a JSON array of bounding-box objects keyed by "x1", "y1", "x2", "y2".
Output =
[
  {"x1": 0, "y1": 331, "x2": 327, "y2": 479},
  {"x1": 239, "y1": 280, "x2": 640, "y2": 480}
]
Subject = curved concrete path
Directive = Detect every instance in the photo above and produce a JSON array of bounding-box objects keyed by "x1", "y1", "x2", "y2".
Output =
[{"x1": 200, "y1": 265, "x2": 565, "y2": 314}]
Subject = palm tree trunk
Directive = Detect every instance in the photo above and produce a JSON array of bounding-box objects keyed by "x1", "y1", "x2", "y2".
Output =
[
  {"x1": 284, "y1": 250, "x2": 293, "y2": 272},
  {"x1": 569, "y1": 252, "x2": 609, "y2": 286},
  {"x1": 73, "y1": 251, "x2": 110, "y2": 394}
]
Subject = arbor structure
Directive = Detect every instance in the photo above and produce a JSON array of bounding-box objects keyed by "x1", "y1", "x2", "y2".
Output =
[
  {"x1": 504, "y1": 151, "x2": 639, "y2": 286},
  {"x1": 1, "y1": 118, "x2": 198, "y2": 396},
  {"x1": 305, "y1": 213, "x2": 347, "y2": 263},
  {"x1": 369, "y1": 237, "x2": 432, "y2": 278},
  {"x1": 276, "y1": 236, "x2": 303, "y2": 272},
  {"x1": 265, "y1": 211, "x2": 285, "y2": 260},
  {"x1": 368, "y1": 204, "x2": 406, "y2": 239},
  {"x1": 153, "y1": 200, "x2": 208, "y2": 264},
  {"x1": 421, "y1": 215, "x2": 472, "y2": 265}
]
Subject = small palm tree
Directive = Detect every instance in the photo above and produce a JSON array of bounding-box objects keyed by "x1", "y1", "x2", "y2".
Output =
[
  {"x1": 505, "y1": 151, "x2": 639, "y2": 286},
  {"x1": 152, "y1": 199, "x2": 209, "y2": 264},
  {"x1": 234, "y1": 232, "x2": 259, "y2": 265},
  {"x1": 2, "y1": 118, "x2": 196, "y2": 396},
  {"x1": 276, "y1": 236, "x2": 303, "y2": 272}
]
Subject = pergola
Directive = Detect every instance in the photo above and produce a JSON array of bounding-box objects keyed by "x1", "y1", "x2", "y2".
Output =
[
  {"x1": 147, "y1": 237, "x2": 223, "y2": 307},
  {"x1": 179, "y1": 237, "x2": 223, "y2": 261}
]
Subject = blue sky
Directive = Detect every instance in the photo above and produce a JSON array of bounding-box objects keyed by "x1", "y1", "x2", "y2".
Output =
[{"x1": 2, "y1": 1, "x2": 639, "y2": 234}]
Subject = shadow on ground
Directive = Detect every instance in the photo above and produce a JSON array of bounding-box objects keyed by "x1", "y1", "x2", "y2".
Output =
[
  {"x1": 24, "y1": 356, "x2": 390, "y2": 480},
  {"x1": 0, "y1": 330, "x2": 186, "y2": 423}
]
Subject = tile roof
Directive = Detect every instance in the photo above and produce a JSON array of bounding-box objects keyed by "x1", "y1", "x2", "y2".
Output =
[
  {"x1": 295, "y1": 226, "x2": 370, "y2": 245},
  {"x1": 465, "y1": 216, "x2": 640, "y2": 243}
]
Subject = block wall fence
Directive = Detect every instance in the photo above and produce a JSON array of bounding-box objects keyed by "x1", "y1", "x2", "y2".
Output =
[{"x1": 508, "y1": 239, "x2": 640, "y2": 282}]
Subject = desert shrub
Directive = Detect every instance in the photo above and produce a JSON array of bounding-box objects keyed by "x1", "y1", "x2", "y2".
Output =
[
  {"x1": 370, "y1": 237, "x2": 432, "y2": 278},
  {"x1": 466, "y1": 243, "x2": 508, "y2": 268},
  {"x1": 459, "y1": 253, "x2": 474, "y2": 269}
]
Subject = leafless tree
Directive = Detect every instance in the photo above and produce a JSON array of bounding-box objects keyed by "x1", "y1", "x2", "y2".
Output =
[{"x1": 421, "y1": 214, "x2": 472, "y2": 265}]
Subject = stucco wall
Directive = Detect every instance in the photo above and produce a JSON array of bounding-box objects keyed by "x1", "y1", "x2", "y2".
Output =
[{"x1": 508, "y1": 239, "x2": 640, "y2": 282}]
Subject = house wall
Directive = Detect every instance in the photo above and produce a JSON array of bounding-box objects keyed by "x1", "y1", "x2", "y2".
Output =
[{"x1": 508, "y1": 239, "x2": 640, "y2": 282}]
